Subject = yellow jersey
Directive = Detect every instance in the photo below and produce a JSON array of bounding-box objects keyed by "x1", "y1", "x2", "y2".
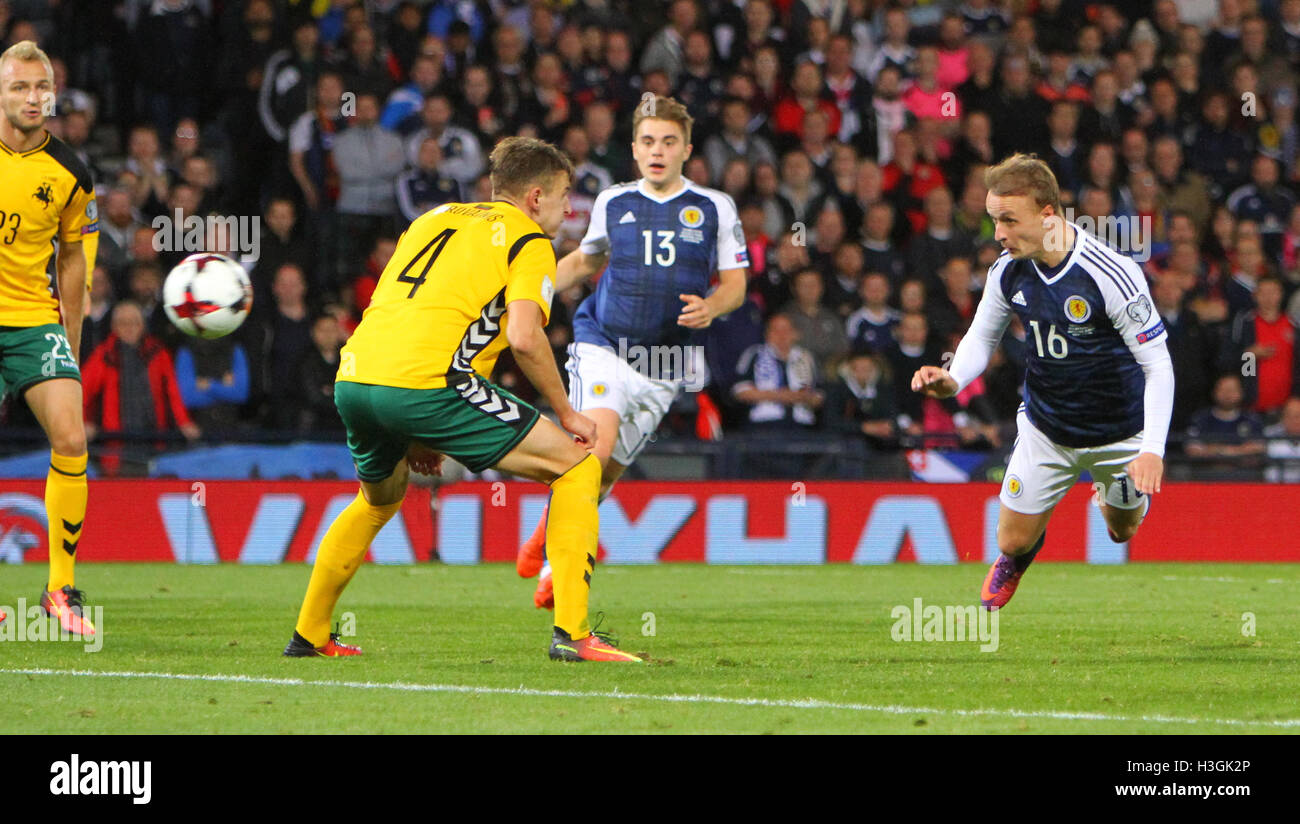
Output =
[
  {"x1": 0, "y1": 133, "x2": 98, "y2": 327},
  {"x1": 339, "y1": 201, "x2": 556, "y2": 389}
]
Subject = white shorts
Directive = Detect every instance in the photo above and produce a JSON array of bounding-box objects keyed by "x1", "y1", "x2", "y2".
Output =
[
  {"x1": 1001, "y1": 409, "x2": 1145, "y2": 515},
  {"x1": 565, "y1": 341, "x2": 682, "y2": 466}
]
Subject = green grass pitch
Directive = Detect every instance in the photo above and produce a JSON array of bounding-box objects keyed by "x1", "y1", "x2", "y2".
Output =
[{"x1": 1, "y1": 563, "x2": 1297, "y2": 733}]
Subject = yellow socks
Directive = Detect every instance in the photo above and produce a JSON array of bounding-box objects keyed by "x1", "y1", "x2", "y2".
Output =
[
  {"x1": 46, "y1": 450, "x2": 87, "y2": 592},
  {"x1": 547, "y1": 453, "x2": 601, "y2": 639},
  {"x1": 295, "y1": 491, "x2": 402, "y2": 647}
]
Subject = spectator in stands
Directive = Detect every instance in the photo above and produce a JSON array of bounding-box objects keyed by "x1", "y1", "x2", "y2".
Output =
[
  {"x1": 123, "y1": 124, "x2": 170, "y2": 219},
  {"x1": 396, "y1": 138, "x2": 463, "y2": 225},
  {"x1": 1184, "y1": 374, "x2": 1267, "y2": 459},
  {"x1": 135, "y1": 0, "x2": 210, "y2": 137},
  {"x1": 808, "y1": 205, "x2": 846, "y2": 273},
  {"x1": 1226, "y1": 236, "x2": 1271, "y2": 318},
  {"x1": 902, "y1": 46, "x2": 957, "y2": 123},
  {"x1": 733, "y1": 313, "x2": 823, "y2": 432},
  {"x1": 1190, "y1": 91, "x2": 1253, "y2": 196},
  {"x1": 782, "y1": 268, "x2": 848, "y2": 379},
  {"x1": 82, "y1": 301, "x2": 199, "y2": 458},
  {"x1": 1226, "y1": 277, "x2": 1300, "y2": 414},
  {"x1": 752, "y1": 161, "x2": 794, "y2": 240},
  {"x1": 885, "y1": 311, "x2": 946, "y2": 438},
  {"x1": 1228, "y1": 154, "x2": 1297, "y2": 261},
  {"x1": 907, "y1": 187, "x2": 975, "y2": 290},
  {"x1": 336, "y1": 24, "x2": 394, "y2": 101},
  {"x1": 251, "y1": 197, "x2": 313, "y2": 309},
  {"x1": 332, "y1": 93, "x2": 405, "y2": 284},
  {"x1": 81, "y1": 268, "x2": 114, "y2": 365},
  {"x1": 773, "y1": 59, "x2": 841, "y2": 143},
  {"x1": 989, "y1": 55, "x2": 1049, "y2": 158},
  {"x1": 869, "y1": 65, "x2": 906, "y2": 166},
  {"x1": 517, "y1": 52, "x2": 572, "y2": 143},
  {"x1": 288, "y1": 71, "x2": 347, "y2": 215},
  {"x1": 705, "y1": 96, "x2": 777, "y2": 182},
  {"x1": 404, "y1": 92, "x2": 485, "y2": 188},
  {"x1": 557, "y1": 125, "x2": 614, "y2": 254},
  {"x1": 860, "y1": 201, "x2": 905, "y2": 284},
  {"x1": 126, "y1": 261, "x2": 171, "y2": 343},
  {"x1": 675, "y1": 29, "x2": 725, "y2": 125},
  {"x1": 583, "y1": 102, "x2": 632, "y2": 183},
  {"x1": 1154, "y1": 272, "x2": 1216, "y2": 432},
  {"x1": 259, "y1": 17, "x2": 322, "y2": 158},
  {"x1": 264, "y1": 264, "x2": 315, "y2": 430},
  {"x1": 379, "y1": 54, "x2": 444, "y2": 134},
  {"x1": 97, "y1": 187, "x2": 139, "y2": 287},
  {"x1": 457, "y1": 64, "x2": 505, "y2": 148},
  {"x1": 640, "y1": 0, "x2": 697, "y2": 88},
  {"x1": 824, "y1": 33, "x2": 872, "y2": 145},
  {"x1": 749, "y1": 229, "x2": 800, "y2": 315},
  {"x1": 175, "y1": 335, "x2": 251, "y2": 432},
  {"x1": 1044, "y1": 101, "x2": 1084, "y2": 199},
  {"x1": 777, "y1": 149, "x2": 826, "y2": 225},
  {"x1": 954, "y1": 40, "x2": 997, "y2": 119},
  {"x1": 822, "y1": 349, "x2": 897, "y2": 448},
  {"x1": 946, "y1": 111, "x2": 995, "y2": 197},
  {"x1": 928, "y1": 256, "x2": 980, "y2": 344},
  {"x1": 846, "y1": 272, "x2": 899, "y2": 355},
  {"x1": 881, "y1": 129, "x2": 946, "y2": 235},
  {"x1": 1264, "y1": 396, "x2": 1300, "y2": 482},
  {"x1": 867, "y1": 6, "x2": 915, "y2": 83},
  {"x1": 297, "y1": 313, "x2": 345, "y2": 433},
  {"x1": 825, "y1": 241, "x2": 865, "y2": 318}
]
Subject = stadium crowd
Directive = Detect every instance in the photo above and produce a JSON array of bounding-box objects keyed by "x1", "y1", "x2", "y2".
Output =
[{"x1": 4, "y1": 0, "x2": 1300, "y2": 466}]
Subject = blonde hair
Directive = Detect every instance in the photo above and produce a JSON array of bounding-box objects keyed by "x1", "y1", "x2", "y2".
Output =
[
  {"x1": 0, "y1": 40, "x2": 55, "y2": 82},
  {"x1": 633, "y1": 95, "x2": 694, "y2": 144},
  {"x1": 489, "y1": 136, "x2": 574, "y2": 198},
  {"x1": 984, "y1": 153, "x2": 1062, "y2": 215}
]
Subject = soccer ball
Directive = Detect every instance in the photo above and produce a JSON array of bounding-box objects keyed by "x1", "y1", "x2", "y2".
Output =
[{"x1": 163, "y1": 253, "x2": 253, "y2": 339}]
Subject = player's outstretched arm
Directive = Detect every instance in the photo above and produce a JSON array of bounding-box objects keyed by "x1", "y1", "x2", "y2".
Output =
[
  {"x1": 554, "y1": 248, "x2": 608, "y2": 293},
  {"x1": 57, "y1": 240, "x2": 86, "y2": 362},
  {"x1": 506, "y1": 299, "x2": 597, "y2": 448}
]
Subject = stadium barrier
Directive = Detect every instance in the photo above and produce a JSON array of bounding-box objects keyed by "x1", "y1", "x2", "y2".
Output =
[{"x1": 0, "y1": 479, "x2": 1294, "y2": 563}]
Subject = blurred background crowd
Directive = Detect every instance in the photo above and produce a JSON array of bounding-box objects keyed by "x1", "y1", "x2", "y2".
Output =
[{"x1": 3, "y1": 0, "x2": 1300, "y2": 473}]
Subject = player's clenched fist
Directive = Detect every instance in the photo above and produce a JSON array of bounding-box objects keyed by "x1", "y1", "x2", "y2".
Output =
[{"x1": 911, "y1": 365, "x2": 958, "y2": 398}]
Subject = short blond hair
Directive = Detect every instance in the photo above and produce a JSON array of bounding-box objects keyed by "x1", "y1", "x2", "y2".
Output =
[
  {"x1": 984, "y1": 153, "x2": 1061, "y2": 215},
  {"x1": 633, "y1": 95, "x2": 694, "y2": 144},
  {"x1": 489, "y1": 136, "x2": 574, "y2": 199},
  {"x1": 0, "y1": 40, "x2": 54, "y2": 82}
]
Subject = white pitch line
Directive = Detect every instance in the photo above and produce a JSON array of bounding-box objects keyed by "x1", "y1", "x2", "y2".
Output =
[{"x1": 2, "y1": 667, "x2": 1297, "y2": 729}]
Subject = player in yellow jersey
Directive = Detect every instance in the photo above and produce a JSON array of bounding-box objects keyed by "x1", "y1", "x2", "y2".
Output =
[
  {"x1": 285, "y1": 136, "x2": 642, "y2": 662},
  {"x1": 0, "y1": 41, "x2": 98, "y2": 636}
]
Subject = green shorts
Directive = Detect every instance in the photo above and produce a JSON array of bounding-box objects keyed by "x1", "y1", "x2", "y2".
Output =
[
  {"x1": 335, "y1": 375, "x2": 540, "y2": 481},
  {"x1": 0, "y1": 323, "x2": 81, "y2": 401}
]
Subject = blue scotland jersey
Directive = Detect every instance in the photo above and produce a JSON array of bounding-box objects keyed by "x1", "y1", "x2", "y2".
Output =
[
  {"x1": 978, "y1": 226, "x2": 1168, "y2": 447},
  {"x1": 572, "y1": 179, "x2": 748, "y2": 357}
]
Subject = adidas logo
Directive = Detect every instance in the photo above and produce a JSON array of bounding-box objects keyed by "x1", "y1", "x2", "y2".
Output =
[
  {"x1": 618, "y1": 211, "x2": 636, "y2": 224},
  {"x1": 1012, "y1": 290, "x2": 1027, "y2": 306}
]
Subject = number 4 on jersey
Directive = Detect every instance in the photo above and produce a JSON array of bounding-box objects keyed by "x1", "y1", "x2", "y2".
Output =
[{"x1": 396, "y1": 227, "x2": 457, "y2": 298}]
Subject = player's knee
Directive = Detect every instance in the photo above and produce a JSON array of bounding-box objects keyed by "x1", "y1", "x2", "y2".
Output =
[{"x1": 50, "y1": 430, "x2": 87, "y2": 457}]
